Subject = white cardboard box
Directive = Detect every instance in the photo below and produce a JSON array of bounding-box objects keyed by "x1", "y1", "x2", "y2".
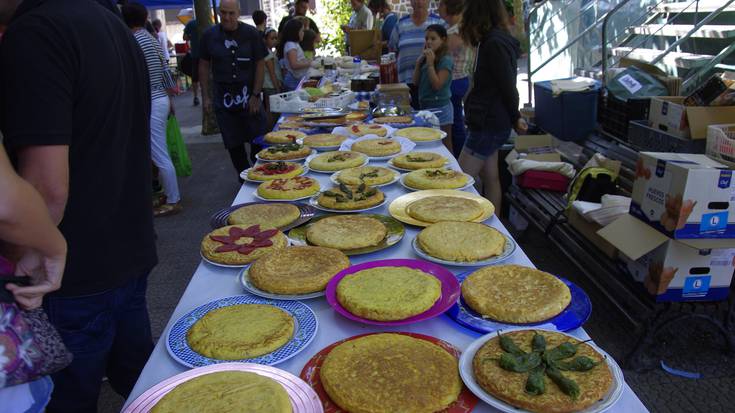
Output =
[
  {"x1": 648, "y1": 96, "x2": 735, "y2": 140},
  {"x1": 630, "y1": 152, "x2": 735, "y2": 239},
  {"x1": 598, "y1": 215, "x2": 735, "y2": 302}
]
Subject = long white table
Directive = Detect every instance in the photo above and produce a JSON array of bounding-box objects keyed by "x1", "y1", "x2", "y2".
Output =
[{"x1": 125, "y1": 139, "x2": 649, "y2": 412}]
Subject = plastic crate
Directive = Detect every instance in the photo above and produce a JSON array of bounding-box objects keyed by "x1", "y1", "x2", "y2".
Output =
[
  {"x1": 534, "y1": 79, "x2": 600, "y2": 141},
  {"x1": 268, "y1": 90, "x2": 356, "y2": 113},
  {"x1": 706, "y1": 124, "x2": 735, "y2": 167},
  {"x1": 628, "y1": 120, "x2": 705, "y2": 153},
  {"x1": 598, "y1": 93, "x2": 650, "y2": 141}
]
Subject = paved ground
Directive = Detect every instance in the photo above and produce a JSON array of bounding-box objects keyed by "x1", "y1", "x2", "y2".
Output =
[{"x1": 97, "y1": 92, "x2": 734, "y2": 413}]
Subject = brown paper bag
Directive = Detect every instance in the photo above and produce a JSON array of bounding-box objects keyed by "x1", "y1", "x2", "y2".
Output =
[{"x1": 349, "y1": 29, "x2": 381, "y2": 62}]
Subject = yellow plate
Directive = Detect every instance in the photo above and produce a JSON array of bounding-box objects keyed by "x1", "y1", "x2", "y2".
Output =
[{"x1": 389, "y1": 190, "x2": 495, "y2": 227}]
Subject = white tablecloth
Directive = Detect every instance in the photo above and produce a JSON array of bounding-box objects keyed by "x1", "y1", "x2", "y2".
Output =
[{"x1": 124, "y1": 140, "x2": 649, "y2": 412}]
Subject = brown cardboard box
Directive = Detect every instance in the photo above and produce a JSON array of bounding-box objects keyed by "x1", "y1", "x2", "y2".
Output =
[
  {"x1": 648, "y1": 96, "x2": 735, "y2": 139},
  {"x1": 348, "y1": 29, "x2": 381, "y2": 62},
  {"x1": 507, "y1": 135, "x2": 561, "y2": 162},
  {"x1": 566, "y1": 208, "x2": 617, "y2": 258},
  {"x1": 597, "y1": 214, "x2": 735, "y2": 302}
]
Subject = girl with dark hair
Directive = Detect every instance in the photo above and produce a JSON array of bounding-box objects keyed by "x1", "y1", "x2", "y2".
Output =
[
  {"x1": 458, "y1": 0, "x2": 527, "y2": 214},
  {"x1": 277, "y1": 19, "x2": 312, "y2": 91},
  {"x1": 413, "y1": 24, "x2": 454, "y2": 152}
]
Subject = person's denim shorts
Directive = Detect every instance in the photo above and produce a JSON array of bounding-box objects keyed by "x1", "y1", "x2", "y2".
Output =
[
  {"x1": 423, "y1": 102, "x2": 454, "y2": 126},
  {"x1": 464, "y1": 129, "x2": 511, "y2": 160}
]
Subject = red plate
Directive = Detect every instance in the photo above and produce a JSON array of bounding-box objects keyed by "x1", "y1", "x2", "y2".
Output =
[{"x1": 299, "y1": 332, "x2": 479, "y2": 413}]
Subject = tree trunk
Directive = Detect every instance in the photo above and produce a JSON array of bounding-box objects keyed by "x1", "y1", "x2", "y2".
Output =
[{"x1": 194, "y1": 0, "x2": 220, "y2": 135}]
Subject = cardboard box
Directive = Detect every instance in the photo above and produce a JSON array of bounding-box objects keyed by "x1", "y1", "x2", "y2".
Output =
[
  {"x1": 598, "y1": 215, "x2": 735, "y2": 302},
  {"x1": 508, "y1": 135, "x2": 561, "y2": 162},
  {"x1": 630, "y1": 152, "x2": 735, "y2": 239},
  {"x1": 648, "y1": 96, "x2": 735, "y2": 139},
  {"x1": 566, "y1": 208, "x2": 617, "y2": 259}
]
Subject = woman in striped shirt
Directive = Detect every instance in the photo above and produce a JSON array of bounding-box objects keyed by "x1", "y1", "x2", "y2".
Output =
[{"x1": 123, "y1": 3, "x2": 182, "y2": 217}]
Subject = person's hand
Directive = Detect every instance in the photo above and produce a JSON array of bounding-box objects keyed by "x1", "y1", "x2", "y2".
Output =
[
  {"x1": 7, "y1": 247, "x2": 66, "y2": 310},
  {"x1": 248, "y1": 95, "x2": 261, "y2": 115},
  {"x1": 423, "y1": 49, "x2": 435, "y2": 66},
  {"x1": 341, "y1": 25, "x2": 350, "y2": 33},
  {"x1": 514, "y1": 118, "x2": 528, "y2": 135}
]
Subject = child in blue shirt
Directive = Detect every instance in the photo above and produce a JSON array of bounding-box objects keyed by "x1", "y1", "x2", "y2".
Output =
[{"x1": 413, "y1": 24, "x2": 454, "y2": 152}]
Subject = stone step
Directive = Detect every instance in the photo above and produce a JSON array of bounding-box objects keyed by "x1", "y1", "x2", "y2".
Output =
[
  {"x1": 630, "y1": 24, "x2": 735, "y2": 39},
  {"x1": 612, "y1": 47, "x2": 715, "y2": 69},
  {"x1": 654, "y1": 1, "x2": 735, "y2": 14}
]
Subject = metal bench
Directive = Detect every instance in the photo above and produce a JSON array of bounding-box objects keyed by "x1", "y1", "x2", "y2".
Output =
[{"x1": 505, "y1": 134, "x2": 735, "y2": 371}]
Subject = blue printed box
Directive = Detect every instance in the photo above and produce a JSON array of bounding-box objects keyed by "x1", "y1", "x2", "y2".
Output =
[{"x1": 630, "y1": 152, "x2": 735, "y2": 239}]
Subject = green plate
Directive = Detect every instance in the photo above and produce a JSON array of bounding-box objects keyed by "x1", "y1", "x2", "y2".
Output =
[{"x1": 287, "y1": 214, "x2": 405, "y2": 256}]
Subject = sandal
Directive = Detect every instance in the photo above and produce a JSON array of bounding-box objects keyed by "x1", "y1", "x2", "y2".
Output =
[{"x1": 154, "y1": 202, "x2": 182, "y2": 217}]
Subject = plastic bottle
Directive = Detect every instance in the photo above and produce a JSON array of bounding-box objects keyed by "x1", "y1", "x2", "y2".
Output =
[{"x1": 353, "y1": 56, "x2": 361, "y2": 79}]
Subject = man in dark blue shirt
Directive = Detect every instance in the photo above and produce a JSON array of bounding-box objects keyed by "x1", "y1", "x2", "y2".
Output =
[
  {"x1": 0, "y1": 0, "x2": 157, "y2": 411},
  {"x1": 199, "y1": 0, "x2": 267, "y2": 179}
]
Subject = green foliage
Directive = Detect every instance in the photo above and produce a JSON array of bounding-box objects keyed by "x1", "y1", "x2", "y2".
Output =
[{"x1": 313, "y1": 0, "x2": 353, "y2": 56}]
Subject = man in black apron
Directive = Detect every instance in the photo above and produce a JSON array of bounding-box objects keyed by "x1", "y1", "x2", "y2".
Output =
[{"x1": 199, "y1": 0, "x2": 267, "y2": 179}]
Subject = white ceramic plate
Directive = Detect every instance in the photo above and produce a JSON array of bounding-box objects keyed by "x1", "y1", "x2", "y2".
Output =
[
  {"x1": 307, "y1": 193, "x2": 388, "y2": 213},
  {"x1": 411, "y1": 235, "x2": 516, "y2": 267},
  {"x1": 253, "y1": 192, "x2": 319, "y2": 202},
  {"x1": 329, "y1": 170, "x2": 400, "y2": 187},
  {"x1": 458, "y1": 327, "x2": 626, "y2": 413},
  {"x1": 399, "y1": 172, "x2": 475, "y2": 192}
]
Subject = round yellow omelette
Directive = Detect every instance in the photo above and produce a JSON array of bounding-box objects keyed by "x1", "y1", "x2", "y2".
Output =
[
  {"x1": 406, "y1": 196, "x2": 484, "y2": 223},
  {"x1": 278, "y1": 121, "x2": 304, "y2": 130},
  {"x1": 320, "y1": 333, "x2": 462, "y2": 413},
  {"x1": 473, "y1": 330, "x2": 613, "y2": 413},
  {"x1": 248, "y1": 246, "x2": 350, "y2": 294},
  {"x1": 246, "y1": 161, "x2": 303, "y2": 181},
  {"x1": 302, "y1": 133, "x2": 347, "y2": 148},
  {"x1": 186, "y1": 304, "x2": 294, "y2": 359},
  {"x1": 346, "y1": 112, "x2": 368, "y2": 123},
  {"x1": 337, "y1": 266, "x2": 441, "y2": 321},
  {"x1": 265, "y1": 130, "x2": 306, "y2": 144},
  {"x1": 201, "y1": 225, "x2": 288, "y2": 265},
  {"x1": 391, "y1": 152, "x2": 448, "y2": 170},
  {"x1": 308, "y1": 151, "x2": 366, "y2": 172},
  {"x1": 257, "y1": 176, "x2": 320, "y2": 200},
  {"x1": 318, "y1": 184, "x2": 385, "y2": 210},
  {"x1": 227, "y1": 203, "x2": 301, "y2": 228},
  {"x1": 151, "y1": 371, "x2": 292, "y2": 413},
  {"x1": 348, "y1": 123, "x2": 388, "y2": 137},
  {"x1": 372, "y1": 115, "x2": 413, "y2": 125},
  {"x1": 351, "y1": 138, "x2": 402, "y2": 157},
  {"x1": 336, "y1": 166, "x2": 397, "y2": 186},
  {"x1": 394, "y1": 126, "x2": 443, "y2": 142},
  {"x1": 462, "y1": 265, "x2": 571, "y2": 323},
  {"x1": 417, "y1": 221, "x2": 505, "y2": 262},
  {"x1": 404, "y1": 168, "x2": 469, "y2": 190},
  {"x1": 257, "y1": 144, "x2": 312, "y2": 161},
  {"x1": 305, "y1": 215, "x2": 387, "y2": 250}
]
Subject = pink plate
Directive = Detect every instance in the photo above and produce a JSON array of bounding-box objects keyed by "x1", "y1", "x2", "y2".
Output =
[
  {"x1": 123, "y1": 362, "x2": 323, "y2": 413},
  {"x1": 325, "y1": 258, "x2": 461, "y2": 326}
]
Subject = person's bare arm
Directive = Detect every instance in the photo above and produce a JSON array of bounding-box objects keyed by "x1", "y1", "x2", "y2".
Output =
[
  {"x1": 0, "y1": 147, "x2": 66, "y2": 309},
  {"x1": 199, "y1": 58, "x2": 212, "y2": 111},
  {"x1": 287, "y1": 49, "x2": 311, "y2": 70},
  {"x1": 427, "y1": 67, "x2": 450, "y2": 91},
  {"x1": 249, "y1": 59, "x2": 265, "y2": 114},
  {"x1": 14, "y1": 145, "x2": 69, "y2": 224},
  {"x1": 265, "y1": 58, "x2": 280, "y2": 90}
]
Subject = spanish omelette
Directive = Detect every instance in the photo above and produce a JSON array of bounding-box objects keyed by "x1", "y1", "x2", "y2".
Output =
[
  {"x1": 404, "y1": 168, "x2": 469, "y2": 190},
  {"x1": 417, "y1": 222, "x2": 505, "y2": 262},
  {"x1": 227, "y1": 203, "x2": 301, "y2": 228},
  {"x1": 246, "y1": 161, "x2": 303, "y2": 181},
  {"x1": 406, "y1": 196, "x2": 484, "y2": 223},
  {"x1": 248, "y1": 246, "x2": 350, "y2": 294},
  {"x1": 391, "y1": 152, "x2": 447, "y2": 170},
  {"x1": 305, "y1": 215, "x2": 386, "y2": 250},
  {"x1": 348, "y1": 123, "x2": 388, "y2": 137},
  {"x1": 302, "y1": 133, "x2": 347, "y2": 148},
  {"x1": 186, "y1": 304, "x2": 294, "y2": 359},
  {"x1": 320, "y1": 333, "x2": 461, "y2": 413},
  {"x1": 336, "y1": 266, "x2": 441, "y2": 321},
  {"x1": 308, "y1": 151, "x2": 366, "y2": 171},
  {"x1": 462, "y1": 265, "x2": 571, "y2": 323},
  {"x1": 351, "y1": 138, "x2": 402, "y2": 157},
  {"x1": 394, "y1": 126, "x2": 444, "y2": 142},
  {"x1": 151, "y1": 371, "x2": 292, "y2": 413},
  {"x1": 257, "y1": 143, "x2": 312, "y2": 161},
  {"x1": 336, "y1": 166, "x2": 397, "y2": 186},
  {"x1": 200, "y1": 225, "x2": 288, "y2": 265},
  {"x1": 257, "y1": 176, "x2": 320, "y2": 200},
  {"x1": 265, "y1": 130, "x2": 306, "y2": 144},
  {"x1": 472, "y1": 330, "x2": 613, "y2": 413},
  {"x1": 318, "y1": 184, "x2": 385, "y2": 210}
]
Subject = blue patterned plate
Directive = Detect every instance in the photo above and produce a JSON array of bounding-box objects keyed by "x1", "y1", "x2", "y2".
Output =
[
  {"x1": 166, "y1": 295, "x2": 318, "y2": 368},
  {"x1": 446, "y1": 272, "x2": 592, "y2": 333}
]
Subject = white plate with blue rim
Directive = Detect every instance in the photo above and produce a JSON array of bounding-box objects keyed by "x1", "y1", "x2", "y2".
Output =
[
  {"x1": 166, "y1": 295, "x2": 318, "y2": 368},
  {"x1": 458, "y1": 327, "x2": 625, "y2": 413},
  {"x1": 411, "y1": 234, "x2": 516, "y2": 267}
]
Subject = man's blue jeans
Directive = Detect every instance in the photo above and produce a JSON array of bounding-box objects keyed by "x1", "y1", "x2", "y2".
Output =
[{"x1": 43, "y1": 273, "x2": 154, "y2": 413}]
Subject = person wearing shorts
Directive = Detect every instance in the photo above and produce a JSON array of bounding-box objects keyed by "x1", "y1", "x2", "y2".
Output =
[{"x1": 458, "y1": 0, "x2": 527, "y2": 214}]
